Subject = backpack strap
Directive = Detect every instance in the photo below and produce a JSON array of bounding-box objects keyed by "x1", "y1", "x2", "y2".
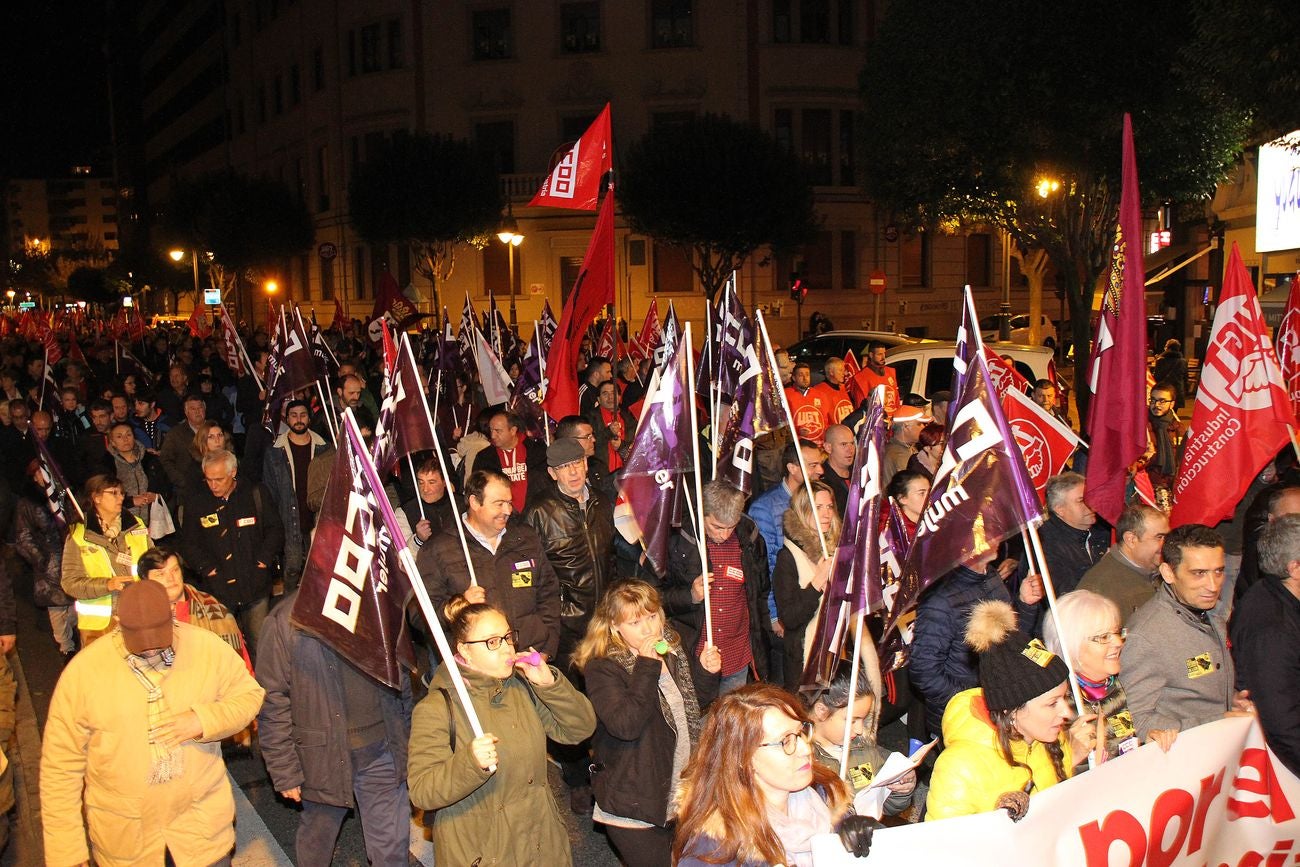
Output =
[{"x1": 437, "y1": 687, "x2": 455, "y2": 751}]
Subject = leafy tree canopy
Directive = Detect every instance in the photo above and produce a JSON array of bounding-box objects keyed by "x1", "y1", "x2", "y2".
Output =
[
  {"x1": 619, "y1": 113, "x2": 818, "y2": 300},
  {"x1": 163, "y1": 169, "x2": 313, "y2": 275},
  {"x1": 860, "y1": 0, "x2": 1248, "y2": 419}
]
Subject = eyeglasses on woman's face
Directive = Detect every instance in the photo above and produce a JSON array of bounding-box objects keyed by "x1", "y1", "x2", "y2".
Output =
[
  {"x1": 462, "y1": 630, "x2": 519, "y2": 652},
  {"x1": 1087, "y1": 628, "x2": 1128, "y2": 645},
  {"x1": 757, "y1": 720, "x2": 814, "y2": 756}
]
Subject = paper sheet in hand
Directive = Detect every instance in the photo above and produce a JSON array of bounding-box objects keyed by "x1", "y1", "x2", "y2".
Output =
[{"x1": 851, "y1": 740, "x2": 936, "y2": 820}]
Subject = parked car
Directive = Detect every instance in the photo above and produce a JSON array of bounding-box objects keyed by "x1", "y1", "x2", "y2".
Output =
[
  {"x1": 979, "y1": 313, "x2": 1058, "y2": 348},
  {"x1": 787, "y1": 330, "x2": 922, "y2": 382},
  {"x1": 885, "y1": 340, "x2": 1055, "y2": 399}
]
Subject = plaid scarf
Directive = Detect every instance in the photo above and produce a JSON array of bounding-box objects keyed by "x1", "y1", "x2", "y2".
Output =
[
  {"x1": 113, "y1": 629, "x2": 184, "y2": 785},
  {"x1": 181, "y1": 584, "x2": 245, "y2": 656},
  {"x1": 607, "y1": 627, "x2": 704, "y2": 747}
]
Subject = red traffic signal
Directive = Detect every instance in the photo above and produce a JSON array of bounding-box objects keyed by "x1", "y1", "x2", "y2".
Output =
[{"x1": 789, "y1": 277, "x2": 807, "y2": 302}]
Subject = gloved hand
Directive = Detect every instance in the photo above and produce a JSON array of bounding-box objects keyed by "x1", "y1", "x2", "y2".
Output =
[{"x1": 836, "y1": 814, "x2": 884, "y2": 858}]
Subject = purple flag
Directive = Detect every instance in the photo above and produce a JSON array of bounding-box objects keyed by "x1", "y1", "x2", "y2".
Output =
[
  {"x1": 655, "y1": 303, "x2": 680, "y2": 370},
  {"x1": 263, "y1": 307, "x2": 320, "y2": 430},
  {"x1": 621, "y1": 330, "x2": 693, "y2": 576},
  {"x1": 881, "y1": 348, "x2": 1043, "y2": 646},
  {"x1": 306, "y1": 308, "x2": 340, "y2": 382},
  {"x1": 800, "y1": 388, "x2": 886, "y2": 693},
  {"x1": 34, "y1": 435, "x2": 83, "y2": 528},
  {"x1": 949, "y1": 286, "x2": 982, "y2": 428},
  {"x1": 457, "y1": 295, "x2": 479, "y2": 381},
  {"x1": 716, "y1": 304, "x2": 787, "y2": 495},
  {"x1": 292, "y1": 410, "x2": 417, "y2": 688},
  {"x1": 372, "y1": 334, "x2": 441, "y2": 479},
  {"x1": 538, "y1": 300, "x2": 558, "y2": 358},
  {"x1": 509, "y1": 326, "x2": 549, "y2": 442}
]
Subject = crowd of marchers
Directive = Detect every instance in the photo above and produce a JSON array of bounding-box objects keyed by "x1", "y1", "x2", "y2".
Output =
[{"x1": 0, "y1": 322, "x2": 1292, "y2": 867}]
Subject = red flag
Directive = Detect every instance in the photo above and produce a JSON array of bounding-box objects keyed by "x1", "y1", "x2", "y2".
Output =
[
  {"x1": 188, "y1": 305, "x2": 212, "y2": 339},
  {"x1": 1274, "y1": 273, "x2": 1300, "y2": 423},
  {"x1": 984, "y1": 346, "x2": 1031, "y2": 399},
  {"x1": 216, "y1": 308, "x2": 249, "y2": 378},
  {"x1": 594, "y1": 318, "x2": 616, "y2": 360},
  {"x1": 843, "y1": 349, "x2": 861, "y2": 378},
  {"x1": 1171, "y1": 243, "x2": 1292, "y2": 527},
  {"x1": 528, "y1": 103, "x2": 612, "y2": 211},
  {"x1": 68, "y1": 337, "x2": 86, "y2": 365},
  {"x1": 1002, "y1": 386, "x2": 1082, "y2": 502},
  {"x1": 43, "y1": 330, "x2": 63, "y2": 366},
  {"x1": 368, "y1": 272, "x2": 421, "y2": 343},
  {"x1": 543, "y1": 190, "x2": 616, "y2": 420},
  {"x1": 331, "y1": 297, "x2": 349, "y2": 333},
  {"x1": 628, "y1": 300, "x2": 662, "y2": 364},
  {"x1": 1084, "y1": 114, "x2": 1149, "y2": 525}
]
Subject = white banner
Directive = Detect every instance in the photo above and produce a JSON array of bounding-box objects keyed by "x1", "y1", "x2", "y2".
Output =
[{"x1": 813, "y1": 718, "x2": 1300, "y2": 865}]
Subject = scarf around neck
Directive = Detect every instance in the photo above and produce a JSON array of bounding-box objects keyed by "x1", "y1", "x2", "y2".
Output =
[
  {"x1": 607, "y1": 629, "x2": 703, "y2": 747},
  {"x1": 113, "y1": 628, "x2": 184, "y2": 785}
]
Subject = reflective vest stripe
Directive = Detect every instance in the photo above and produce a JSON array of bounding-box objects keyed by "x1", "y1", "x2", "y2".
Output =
[{"x1": 70, "y1": 519, "x2": 149, "y2": 631}]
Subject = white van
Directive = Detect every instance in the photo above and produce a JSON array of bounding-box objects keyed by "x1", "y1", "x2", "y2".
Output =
[{"x1": 885, "y1": 340, "x2": 1055, "y2": 399}]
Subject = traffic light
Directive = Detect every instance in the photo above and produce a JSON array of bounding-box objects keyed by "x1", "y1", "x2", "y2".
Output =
[{"x1": 789, "y1": 274, "x2": 807, "y2": 302}]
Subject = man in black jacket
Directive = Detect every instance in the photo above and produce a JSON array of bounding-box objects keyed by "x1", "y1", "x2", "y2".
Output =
[
  {"x1": 523, "y1": 436, "x2": 616, "y2": 812},
  {"x1": 179, "y1": 448, "x2": 285, "y2": 649},
  {"x1": 257, "y1": 590, "x2": 413, "y2": 866},
  {"x1": 662, "y1": 480, "x2": 774, "y2": 695},
  {"x1": 1033, "y1": 471, "x2": 1110, "y2": 597},
  {"x1": 417, "y1": 469, "x2": 561, "y2": 659}
]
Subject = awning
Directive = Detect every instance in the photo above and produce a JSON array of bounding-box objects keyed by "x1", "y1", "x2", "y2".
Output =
[{"x1": 1144, "y1": 240, "x2": 1217, "y2": 287}]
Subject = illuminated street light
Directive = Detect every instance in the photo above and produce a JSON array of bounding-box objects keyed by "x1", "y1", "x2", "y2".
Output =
[
  {"x1": 497, "y1": 207, "x2": 525, "y2": 326},
  {"x1": 1036, "y1": 177, "x2": 1061, "y2": 198},
  {"x1": 264, "y1": 279, "x2": 279, "y2": 294},
  {"x1": 169, "y1": 249, "x2": 185, "y2": 262}
]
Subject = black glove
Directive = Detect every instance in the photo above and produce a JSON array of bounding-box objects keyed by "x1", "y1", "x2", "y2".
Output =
[{"x1": 836, "y1": 814, "x2": 884, "y2": 858}]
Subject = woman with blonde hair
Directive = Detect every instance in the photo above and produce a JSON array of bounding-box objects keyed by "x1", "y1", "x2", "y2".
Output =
[
  {"x1": 673, "y1": 684, "x2": 879, "y2": 866},
  {"x1": 407, "y1": 596, "x2": 595, "y2": 866},
  {"x1": 182, "y1": 420, "x2": 233, "y2": 496},
  {"x1": 573, "y1": 580, "x2": 721, "y2": 867}
]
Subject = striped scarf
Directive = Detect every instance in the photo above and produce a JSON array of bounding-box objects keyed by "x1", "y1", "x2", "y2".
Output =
[{"x1": 113, "y1": 629, "x2": 184, "y2": 785}]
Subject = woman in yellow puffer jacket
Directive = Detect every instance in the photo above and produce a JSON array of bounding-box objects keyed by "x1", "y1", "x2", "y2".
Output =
[{"x1": 927, "y1": 601, "x2": 1097, "y2": 821}]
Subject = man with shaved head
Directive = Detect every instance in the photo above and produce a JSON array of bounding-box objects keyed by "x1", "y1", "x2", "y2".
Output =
[{"x1": 821, "y1": 424, "x2": 856, "y2": 515}]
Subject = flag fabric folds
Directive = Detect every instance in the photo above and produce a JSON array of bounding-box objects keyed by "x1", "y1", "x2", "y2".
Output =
[
  {"x1": 716, "y1": 302, "x2": 787, "y2": 495},
  {"x1": 801, "y1": 388, "x2": 887, "y2": 693},
  {"x1": 34, "y1": 435, "x2": 83, "y2": 528},
  {"x1": 1274, "y1": 272, "x2": 1300, "y2": 424},
  {"x1": 542, "y1": 189, "x2": 615, "y2": 420},
  {"x1": 215, "y1": 306, "x2": 249, "y2": 379},
  {"x1": 262, "y1": 307, "x2": 318, "y2": 429},
  {"x1": 528, "y1": 103, "x2": 612, "y2": 211},
  {"x1": 368, "y1": 272, "x2": 421, "y2": 343},
  {"x1": 620, "y1": 329, "x2": 693, "y2": 576},
  {"x1": 1171, "y1": 243, "x2": 1292, "y2": 527},
  {"x1": 473, "y1": 326, "x2": 513, "y2": 407},
  {"x1": 372, "y1": 334, "x2": 442, "y2": 480},
  {"x1": 292, "y1": 410, "x2": 417, "y2": 688},
  {"x1": 1084, "y1": 114, "x2": 1150, "y2": 526},
  {"x1": 629, "y1": 299, "x2": 662, "y2": 365},
  {"x1": 1002, "y1": 386, "x2": 1083, "y2": 501},
  {"x1": 882, "y1": 349, "x2": 1043, "y2": 644}
]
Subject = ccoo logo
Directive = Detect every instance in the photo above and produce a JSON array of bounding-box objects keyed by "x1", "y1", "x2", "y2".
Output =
[{"x1": 1010, "y1": 417, "x2": 1049, "y2": 494}]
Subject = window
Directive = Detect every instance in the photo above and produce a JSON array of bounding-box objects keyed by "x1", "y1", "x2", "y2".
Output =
[
  {"x1": 560, "y1": 2, "x2": 600, "y2": 53},
  {"x1": 231, "y1": 12, "x2": 241, "y2": 46},
  {"x1": 652, "y1": 241, "x2": 694, "y2": 293},
  {"x1": 294, "y1": 157, "x2": 306, "y2": 203},
  {"x1": 482, "y1": 243, "x2": 522, "y2": 296},
  {"x1": 472, "y1": 9, "x2": 513, "y2": 60},
  {"x1": 360, "y1": 23, "x2": 382, "y2": 73},
  {"x1": 840, "y1": 230, "x2": 857, "y2": 290},
  {"x1": 559, "y1": 256, "x2": 584, "y2": 304},
  {"x1": 774, "y1": 109, "x2": 793, "y2": 152},
  {"x1": 651, "y1": 0, "x2": 692, "y2": 48},
  {"x1": 273, "y1": 75, "x2": 283, "y2": 115},
  {"x1": 320, "y1": 255, "x2": 334, "y2": 300},
  {"x1": 475, "y1": 120, "x2": 516, "y2": 174},
  {"x1": 256, "y1": 84, "x2": 266, "y2": 123},
  {"x1": 836, "y1": 0, "x2": 853, "y2": 45},
  {"x1": 800, "y1": 0, "x2": 830, "y2": 42},
  {"x1": 561, "y1": 113, "x2": 599, "y2": 142},
  {"x1": 364, "y1": 131, "x2": 387, "y2": 162},
  {"x1": 387, "y1": 18, "x2": 404, "y2": 68},
  {"x1": 900, "y1": 233, "x2": 929, "y2": 288},
  {"x1": 838, "y1": 109, "x2": 855, "y2": 185},
  {"x1": 346, "y1": 31, "x2": 357, "y2": 76},
  {"x1": 773, "y1": 0, "x2": 792, "y2": 43},
  {"x1": 774, "y1": 0, "x2": 851, "y2": 45},
  {"x1": 801, "y1": 109, "x2": 832, "y2": 185},
  {"x1": 966, "y1": 232, "x2": 991, "y2": 287},
  {"x1": 316, "y1": 145, "x2": 330, "y2": 212},
  {"x1": 353, "y1": 245, "x2": 367, "y2": 298},
  {"x1": 651, "y1": 110, "x2": 695, "y2": 130},
  {"x1": 289, "y1": 64, "x2": 301, "y2": 107},
  {"x1": 312, "y1": 46, "x2": 324, "y2": 90},
  {"x1": 349, "y1": 135, "x2": 362, "y2": 173},
  {"x1": 234, "y1": 95, "x2": 245, "y2": 135},
  {"x1": 802, "y1": 231, "x2": 833, "y2": 291}
]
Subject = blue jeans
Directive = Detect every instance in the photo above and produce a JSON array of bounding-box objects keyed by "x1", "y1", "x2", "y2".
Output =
[
  {"x1": 718, "y1": 667, "x2": 751, "y2": 697},
  {"x1": 295, "y1": 739, "x2": 409, "y2": 867}
]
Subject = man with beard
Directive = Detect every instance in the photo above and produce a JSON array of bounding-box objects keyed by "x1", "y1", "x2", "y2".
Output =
[
  {"x1": 263, "y1": 400, "x2": 328, "y2": 592},
  {"x1": 1136, "y1": 383, "x2": 1186, "y2": 511},
  {"x1": 847, "y1": 340, "x2": 901, "y2": 420}
]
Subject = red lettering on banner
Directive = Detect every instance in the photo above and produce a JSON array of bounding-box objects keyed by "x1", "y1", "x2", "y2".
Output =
[
  {"x1": 1189, "y1": 769, "x2": 1227, "y2": 855},
  {"x1": 1148, "y1": 789, "x2": 1195, "y2": 867},
  {"x1": 1229, "y1": 749, "x2": 1296, "y2": 824},
  {"x1": 1079, "y1": 810, "x2": 1147, "y2": 865}
]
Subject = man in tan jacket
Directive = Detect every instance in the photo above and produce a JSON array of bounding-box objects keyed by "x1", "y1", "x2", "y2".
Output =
[{"x1": 40, "y1": 580, "x2": 265, "y2": 866}]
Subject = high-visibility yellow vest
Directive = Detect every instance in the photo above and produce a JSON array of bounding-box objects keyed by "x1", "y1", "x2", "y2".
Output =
[{"x1": 71, "y1": 519, "x2": 150, "y2": 631}]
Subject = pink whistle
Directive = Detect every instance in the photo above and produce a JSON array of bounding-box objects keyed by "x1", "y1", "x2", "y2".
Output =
[{"x1": 513, "y1": 650, "x2": 544, "y2": 667}]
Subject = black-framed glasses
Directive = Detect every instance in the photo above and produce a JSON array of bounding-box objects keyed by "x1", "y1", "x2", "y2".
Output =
[
  {"x1": 1148, "y1": 398, "x2": 1174, "y2": 405},
  {"x1": 1087, "y1": 628, "x2": 1128, "y2": 645},
  {"x1": 758, "y1": 721, "x2": 813, "y2": 756},
  {"x1": 462, "y1": 630, "x2": 518, "y2": 651}
]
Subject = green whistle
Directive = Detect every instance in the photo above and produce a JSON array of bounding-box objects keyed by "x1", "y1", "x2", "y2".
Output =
[{"x1": 654, "y1": 640, "x2": 670, "y2": 655}]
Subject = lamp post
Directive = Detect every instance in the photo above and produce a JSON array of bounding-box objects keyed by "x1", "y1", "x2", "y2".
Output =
[{"x1": 497, "y1": 206, "x2": 524, "y2": 327}]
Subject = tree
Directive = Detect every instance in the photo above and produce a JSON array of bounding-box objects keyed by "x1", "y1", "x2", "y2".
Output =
[
  {"x1": 859, "y1": 0, "x2": 1248, "y2": 422},
  {"x1": 348, "y1": 133, "x2": 502, "y2": 321},
  {"x1": 162, "y1": 169, "x2": 314, "y2": 305},
  {"x1": 619, "y1": 114, "x2": 818, "y2": 301}
]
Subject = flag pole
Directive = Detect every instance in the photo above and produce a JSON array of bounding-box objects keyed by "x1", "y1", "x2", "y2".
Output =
[
  {"x1": 755, "y1": 309, "x2": 829, "y2": 560},
  {"x1": 683, "y1": 323, "x2": 713, "y2": 647},
  {"x1": 40, "y1": 346, "x2": 47, "y2": 411},
  {"x1": 1024, "y1": 521, "x2": 1087, "y2": 713},
  {"x1": 403, "y1": 335, "x2": 480, "y2": 588},
  {"x1": 223, "y1": 304, "x2": 265, "y2": 391},
  {"x1": 839, "y1": 609, "x2": 867, "y2": 781},
  {"x1": 314, "y1": 380, "x2": 339, "y2": 444},
  {"x1": 408, "y1": 453, "x2": 427, "y2": 521},
  {"x1": 534, "y1": 320, "x2": 551, "y2": 446}
]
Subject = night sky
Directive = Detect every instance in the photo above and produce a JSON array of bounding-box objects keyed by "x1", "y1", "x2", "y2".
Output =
[{"x1": 1, "y1": 2, "x2": 112, "y2": 178}]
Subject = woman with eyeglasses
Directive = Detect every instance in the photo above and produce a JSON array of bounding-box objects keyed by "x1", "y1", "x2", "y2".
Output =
[
  {"x1": 572, "y1": 580, "x2": 720, "y2": 867},
  {"x1": 408, "y1": 596, "x2": 595, "y2": 866},
  {"x1": 673, "y1": 684, "x2": 880, "y2": 866},
  {"x1": 1043, "y1": 590, "x2": 1177, "y2": 768}
]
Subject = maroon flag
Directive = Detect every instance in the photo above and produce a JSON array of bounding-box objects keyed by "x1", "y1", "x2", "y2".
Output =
[
  {"x1": 34, "y1": 434, "x2": 83, "y2": 529},
  {"x1": 331, "y1": 297, "x2": 350, "y2": 334},
  {"x1": 1003, "y1": 386, "x2": 1082, "y2": 502},
  {"x1": 882, "y1": 350, "x2": 1044, "y2": 644},
  {"x1": 292, "y1": 411, "x2": 416, "y2": 688},
  {"x1": 43, "y1": 330, "x2": 63, "y2": 366},
  {"x1": 263, "y1": 307, "x2": 318, "y2": 429},
  {"x1": 372, "y1": 333, "x2": 441, "y2": 479},
  {"x1": 1274, "y1": 273, "x2": 1300, "y2": 423},
  {"x1": 621, "y1": 328, "x2": 692, "y2": 576},
  {"x1": 68, "y1": 337, "x2": 86, "y2": 366},
  {"x1": 528, "y1": 103, "x2": 612, "y2": 211},
  {"x1": 543, "y1": 190, "x2": 615, "y2": 420},
  {"x1": 1085, "y1": 114, "x2": 1150, "y2": 525},
  {"x1": 1171, "y1": 243, "x2": 1293, "y2": 527},
  {"x1": 950, "y1": 286, "x2": 984, "y2": 420},
  {"x1": 215, "y1": 306, "x2": 249, "y2": 378},
  {"x1": 368, "y1": 271, "x2": 421, "y2": 343},
  {"x1": 656, "y1": 303, "x2": 680, "y2": 370},
  {"x1": 629, "y1": 299, "x2": 662, "y2": 365},
  {"x1": 801, "y1": 389, "x2": 887, "y2": 693},
  {"x1": 594, "y1": 318, "x2": 616, "y2": 360},
  {"x1": 716, "y1": 301, "x2": 786, "y2": 494}
]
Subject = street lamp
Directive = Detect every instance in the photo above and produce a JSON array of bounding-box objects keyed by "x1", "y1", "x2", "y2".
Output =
[
  {"x1": 169, "y1": 248, "x2": 201, "y2": 305},
  {"x1": 264, "y1": 279, "x2": 278, "y2": 295},
  {"x1": 497, "y1": 205, "x2": 524, "y2": 327}
]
